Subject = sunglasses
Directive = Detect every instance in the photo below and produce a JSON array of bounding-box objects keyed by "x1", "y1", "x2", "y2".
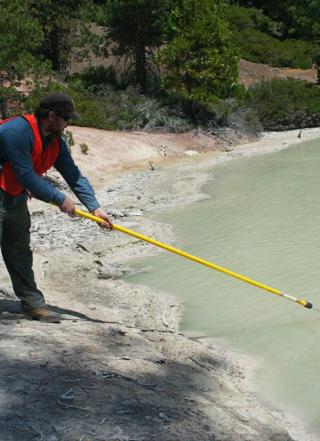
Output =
[{"x1": 56, "y1": 112, "x2": 71, "y2": 123}]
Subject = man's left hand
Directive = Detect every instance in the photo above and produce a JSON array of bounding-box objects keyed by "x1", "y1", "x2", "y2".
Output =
[{"x1": 92, "y1": 207, "x2": 113, "y2": 230}]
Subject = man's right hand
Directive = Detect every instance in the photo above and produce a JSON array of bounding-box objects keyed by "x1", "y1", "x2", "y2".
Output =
[{"x1": 59, "y1": 196, "x2": 75, "y2": 215}]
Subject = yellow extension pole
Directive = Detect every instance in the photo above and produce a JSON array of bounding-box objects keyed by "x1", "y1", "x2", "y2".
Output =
[{"x1": 74, "y1": 208, "x2": 314, "y2": 311}]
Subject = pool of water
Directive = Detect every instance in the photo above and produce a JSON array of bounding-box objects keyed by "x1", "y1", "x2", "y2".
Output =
[{"x1": 126, "y1": 139, "x2": 320, "y2": 431}]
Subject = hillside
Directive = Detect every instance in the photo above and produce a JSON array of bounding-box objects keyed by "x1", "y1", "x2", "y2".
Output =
[{"x1": 239, "y1": 59, "x2": 317, "y2": 87}]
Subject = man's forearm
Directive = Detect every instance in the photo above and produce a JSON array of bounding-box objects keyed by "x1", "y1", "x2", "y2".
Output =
[{"x1": 69, "y1": 174, "x2": 100, "y2": 212}]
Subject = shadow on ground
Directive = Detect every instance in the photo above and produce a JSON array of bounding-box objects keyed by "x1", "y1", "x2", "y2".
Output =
[
  {"x1": 0, "y1": 315, "x2": 225, "y2": 441},
  {"x1": 0, "y1": 299, "x2": 119, "y2": 324},
  {"x1": 0, "y1": 313, "x2": 296, "y2": 441}
]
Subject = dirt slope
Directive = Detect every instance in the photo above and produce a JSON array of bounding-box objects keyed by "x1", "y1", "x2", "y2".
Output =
[{"x1": 239, "y1": 59, "x2": 317, "y2": 87}]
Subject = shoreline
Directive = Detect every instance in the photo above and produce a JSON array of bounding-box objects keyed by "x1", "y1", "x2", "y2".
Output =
[
  {"x1": 100, "y1": 127, "x2": 320, "y2": 440},
  {"x1": 90, "y1": 126, "x2": 320, "y2": 439},
  {"x1": 1, "y1": 127, "x2": 320, "y2": 440}
]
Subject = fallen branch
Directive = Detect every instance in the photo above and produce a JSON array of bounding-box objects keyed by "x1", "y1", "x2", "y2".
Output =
[
  {"x1": 190, "y1": 357, "x2": 212, "y2": 371},
  {"x1": 140, "y1": 328, "x2": 176, "y2": 334},
  {"x1": 161, "y1": 314, "x2": 169, "y2": 328},
  {"x1": 57, "y1": 399, "x2": 94, "y2": 412},
  {"x1": 95, "y1": 371, "x2": 156, "y2": 389}
]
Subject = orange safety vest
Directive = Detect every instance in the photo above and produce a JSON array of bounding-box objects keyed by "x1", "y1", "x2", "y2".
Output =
[{"x1": 0, "y1": 114, "x2": 60, "y2": 196}]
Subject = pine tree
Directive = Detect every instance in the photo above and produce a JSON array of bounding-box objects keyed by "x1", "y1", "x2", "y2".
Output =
[
  {"x1": 31, "y1": 0, "x2": 97, "y2": 75},
  {"x1": 105, "y1": 0, "x2": 172, "y2": 92},
  {"x1": 160, "y1": 0, "x2": 239, "y2": 105}
]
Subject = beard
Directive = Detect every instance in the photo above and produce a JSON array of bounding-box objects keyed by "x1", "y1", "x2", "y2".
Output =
[{"x1": 46, "y1": 129, "x2": 63, "y2": 144}]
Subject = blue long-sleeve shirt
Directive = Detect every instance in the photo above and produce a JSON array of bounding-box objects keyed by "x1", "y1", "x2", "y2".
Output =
[{"x1": 0, "y1": 116, "x2": 100, "y2": 211}]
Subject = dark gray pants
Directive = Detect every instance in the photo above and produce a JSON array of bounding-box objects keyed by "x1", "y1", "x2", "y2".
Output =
[{"x1": 0, "y1": 199, "x2": 45, "y2": 310}]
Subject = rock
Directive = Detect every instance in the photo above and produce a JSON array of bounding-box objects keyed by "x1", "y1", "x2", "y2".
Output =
[
  {"x1": 184, "y1": 150, "x2": 200, "y2": 157},
  {"x1": 159, "y1": 412, "x2": 173, "y2": 422},
  {"x1": 98, "y1": 262, "x2": 130, "y2": 279},
  {"x1": 124, "y1": 209, "x2": 144, "y2": 217},
  {"x1": 108, "y1": 209, "x2": 125, "y2": 218},
  {"x1": 106, "y1": 187, "x2": 118, "y2": 192},
  {"x1": 31, "y1": 210, "x2": 44, "y2": 216},
  {"x1": 109, "y1": 328, "x2": 126, "y2": 336}
]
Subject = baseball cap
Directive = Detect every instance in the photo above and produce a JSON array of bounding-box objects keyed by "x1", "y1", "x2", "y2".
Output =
[{"x1": 39, "y1": 92, "x2": 79, "y2": 121}]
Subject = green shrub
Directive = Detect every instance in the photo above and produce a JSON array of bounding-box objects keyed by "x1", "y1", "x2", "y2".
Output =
[
  {"x1": 23, "y1": 80, "x2": 112, "y2": 129},
  {"x1": 210, "y1": 98, "x2": 262, "y2": 134},
  {"x1": 224, "y1": 5, "x2": 281, "y2": 38},
  {"x1": 72, "y1": 65, "x2": 121, "y2": 93},
  {"x1": 22, "y1": 80, "x2": 193, "y2": 132},
  {"x1": 161, "y1": 91, "x2": 261, "y2": 134},
  {"x1": 247, "y1": 78, "x2": 320, "y2": 130},
  {"x1": 98, "y1": 86, "x2": 192, "y2": 132},
  {"x1": 224, "y1": 5, "x2": 317, "y2": 69},
  {"x1": 232, "y1": 29, "x2": 314, "y2": 68},
  {"x1": 9, "y1": 75, "x2": 260, "y2": 134},
  {"x1": 63, "y1": 130, "x2": 75, "y2": 151},
  {"x1": 80, "y1": 143, "x2": 89, "y2": 154},
  {"x1": 0, "y1": 86, "x2": 26, "y2": 118}
]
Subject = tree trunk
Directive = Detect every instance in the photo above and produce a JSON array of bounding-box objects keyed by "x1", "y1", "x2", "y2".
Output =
[
  {"x1": 317, "y1": 66, "x2": 320, "y2": 86},
  {"x1": 0, "y1": 77, "x2": 8, "y2": 120},
  {"x1": 135, "y1": 35, "x2": 147, "y2": 93},
  {"x1": 48, "y1": 26, "x2": 61, "y2": 72}
]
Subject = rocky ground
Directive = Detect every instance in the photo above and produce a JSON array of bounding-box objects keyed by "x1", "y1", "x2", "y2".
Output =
[{"x1": 1, "y1": 127, "x2": 320, "y2": 441}]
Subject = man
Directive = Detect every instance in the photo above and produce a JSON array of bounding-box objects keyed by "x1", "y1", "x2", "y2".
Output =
[{"x1": 0, "y1": 92, "x2": 112, "y2": 323}]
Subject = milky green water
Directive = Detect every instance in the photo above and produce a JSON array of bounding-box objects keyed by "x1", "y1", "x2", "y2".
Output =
[{"x1": 126, "y1": 139, "x2": 320, "y2": 432}]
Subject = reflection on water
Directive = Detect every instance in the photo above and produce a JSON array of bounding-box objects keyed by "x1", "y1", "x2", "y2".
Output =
[{"x1": 126, "y1": 139, "x2": 320, "y2": 432}]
